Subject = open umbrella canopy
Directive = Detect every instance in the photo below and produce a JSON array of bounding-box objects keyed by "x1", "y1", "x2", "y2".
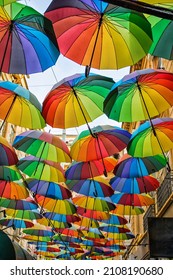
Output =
[
  {"x1": 147, "y1": 3, "x2": 173, "y2": 60},
  {"x1": 0, "y1": 197, "x2": 38, "y2": 210},
  {"x1": 36, "y1": 217, "x2": 71, "y2": 230},
  {"x1": 35, "y1": 195, "x2": 77, "y2": 215},
  {"x1": 0, "y1": 2, "x2": 59, "y2": 74},
  {"x1": 101, "y1": 214, "x2": 128, "y2": 225},
  {"x1": 111, "y1": 192, "x2": 155, "y2": 207},
  {"x1": 72, "y1": 195, "x2": 116, "y2": 212},
  {"x1": 99, "y1": 225, "x2": 130, "y2": 234},
  {"x1": 103, "y1": 69, "x2": 173, "y2": 123},
  {"x1": 26, "y1": 178, "x2": 72, "y2": 200},
  {"x1": 65, "y1": 157, "x2": 117, "y2": 180},
  {"x1": 0, "y1": 217, "x2": 34, "y2": 228},
  {"x1": 110, "y1": 204, "x2": 145, "y2": 216},
  {"x1": 54, "y1": 228, "x2": 83, "y2": 239},
  {"x1": 77, "y1": 207, "x2": 110, "y2": 221},
  {"x1": 127, "y1": 117, "x2": 173, "y2": 157},
  {"x1": 0, "y1": 165, "x2": 23, "y2": 181},
  {"x1": 81, "y1": 229, "x2": 104, "y2": 240},
  {"x1": 113, "y1": 153, "x2": 167, "y2": 178},
  {"x1": 13, "y1": 130, "x2": 71, "y2": 163},
  {"x1": 101, "y1": 231, "x2": 135, "y2": 240},
  {"x1": 5, "y1": 209, "x2": 43, "y2": 220},
  {"x1": 43, "y1": 212, "x2": 80, "y2": 223},
  {"x1": 110, "y1": 175, "x2": 160, "y2": 194},
  {"x1": 17, "y1": 156, "x2": 65, "y2": 183},
  {"x1": 45, "y1": 0, "x2": 152, "y2": 74},
  {"x1": 66, "y1": 177, "x2": 114, "y2": 197},
  {"x1": 0, "y1": 80, "x2": 45, "y2": 130},
  {"x1": 22, "y1": 235, "x2": 53, "y2": 242},
  {"x1": 70, "y1": 125, "x2": 131, "y2": 162},
  {"x1": 0, "y1": 135, "x2": 18, "y2": 166},
  {"x1": 73, "y1": 216, "x2": 99, "y2": 229},
  {"x1": 23, "y1": 226, "x2": 55, "y2": 237},
  {"x1": 42, "y1": 73, "x2": 114, "y2": 129},
  {"x1": 0, "y1": 180, "x2": 29, "y2": 199}
]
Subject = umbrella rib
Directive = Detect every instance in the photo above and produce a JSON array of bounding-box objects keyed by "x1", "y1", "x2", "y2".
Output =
[
  {"x1": 85, "y1": 13, "x2": 103, "y2": 77},
  {"x1": 95, "y1": 136, "x2": 108, "y2": 177},
  {"x1": 72, "y1": 87, "x2": 94, "y2": 136},
  {"x1": 136, "y1": 81, "x2": 156, "y2": 135}
]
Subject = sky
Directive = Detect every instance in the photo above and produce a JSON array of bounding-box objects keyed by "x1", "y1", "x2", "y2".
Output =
[{"x1": 19, "y1": 0, "x2": 130, "y2": 135}]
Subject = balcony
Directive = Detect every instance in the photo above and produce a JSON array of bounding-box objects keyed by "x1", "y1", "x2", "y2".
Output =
[
  {"x1": 156, "y1": 172, "x2": 173, "y2": 213},
  {"x1": 143, "y1": 205, "x2": 155, "y2": 232}
]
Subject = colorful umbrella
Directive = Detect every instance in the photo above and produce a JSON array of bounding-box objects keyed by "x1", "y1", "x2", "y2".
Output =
[
  {"x1": 101, "y1": 231, "x2": 135, "y2": 240},
  {"x1": 0, "y1": 197, "x2": 38, "y2": 210},
  {"x1": 110, "y1": 205, "x2": 145, "y2": 216},
  {"x1": 17, "y1": 156, "x2": 65, "y2": 183},
  {"x1": 0, "y1": 165, "x2": 23, "y2": 181},
  {"x1": 0, "y1": 135, "x2": 18, "y2": 166},
  {"x1": 127, "y1": 117, "x2": 173, "y2": 158},
  {"x1": 45, "y1": 0, "x2": 152, "y2": 75},
  {"x1": 72, "y1": 195, "x2": 116, "y2": 211},
  {"x1": 0, "y1": 180, "x2": 29, "y2": 199},
  {"x1": 99, "y1": 225, "x2": 130, "y2": 234},
  {"x1": 23, "y1": 226, "x2": 55, "y2": 237},
  {"x1": 111, "y1": 193, "x2": 155, "y2": 207},
  {"x1": 70, "y1": 125, "x2": 131, "y2": 171},
  {"x1": 147, "y1": 3, "x2": 173, "y2": 60},
  {"x1": 81, "y1": 229, "x2": 104, "y2": 240},
  {"x1": 34, "y1": 251, "x2": 57, "y2": 258},
  {"x1": 103, "y1": 69, "x2": 173, "y2": 123},
  {"x1": 22, "y1": 235, "x2": 53, "y2": 242},
  {"x1": 13, "y1": 130, "x2": 71, "y2": 163},
  {"x1": 77, "y1": 207, "x2": 110, "y2": 221},
  {"x1": 0, "y1": 2, "x2": 59, "y2": 74},
  {"x1": 0, "y1": 217, "x2": 34, "y2": 228},
  {"x1": 54, "y1": 228, "x2": 83, "y2": 239},
  {"x1": 35, "y1": 245, "x2": 61, "y2": 253},
  {"x1": 65, "y1": 157, "x2": 117, "y2": 180},
  {"x1": 36, "y1": 217, "x2": 71, "y2": 230},
  {"x1": 26, "y1": 178, "x2": 72, "y2": 199},
  {"x1": 43, "y1": 212, "x2": 80, "y2": 223},
  {"x1": 101, "y1": 214, "x2": 128, "y2": 225},
  {"x1": 42, "y1": 73, "x2": 114, "y2": 129},
  {"x1": 66, "y1": 177, "x2": 114, "y2": 197},
  {"x1": 35, "y1": 195, "x2": 76, "y2": 215},
  {"x1": 73, "y1": 216, "x2": 99, "y2": 229},
  {"x1": 0, "y1": 80, "x2": 45, "y2": 130},
  {"x1": 113, "y1": 153, "x2": 167, "y2": 178},
  {"x1": 5, "y1": 209, "x2": 43, "y2": 220},
  {"x1": 110, "y1": 175, "x2": 160, "y2": 194}
]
